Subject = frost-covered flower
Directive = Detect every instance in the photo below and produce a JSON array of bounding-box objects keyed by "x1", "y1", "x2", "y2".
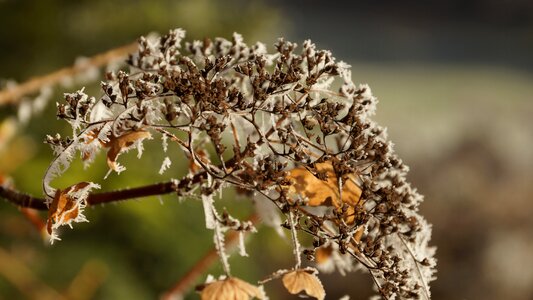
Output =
[{"x1": 42, "y1": 28, "x2": 436, "y2": 299}]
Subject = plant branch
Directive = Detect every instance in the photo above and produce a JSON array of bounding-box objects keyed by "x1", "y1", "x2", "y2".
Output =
[
  {"x1": 1, "y1": 172, "x2": 207, "y2": 210},
  {"x1": 0, "y1": 185, "x2": 48, "y2": 210},
  {"x1": 0, "y1": 42, "x2": 137, "y2": 106}
]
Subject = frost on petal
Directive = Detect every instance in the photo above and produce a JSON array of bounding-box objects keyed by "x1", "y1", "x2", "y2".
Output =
[
  {"x1": 43, "y1": 143, "x2": 78, "y2": 198},
  {"x1": 238, "y1": 231, "x2": 248, "y2": 257},
  {"x1": 105, "y1": 130, "x2": 152, "y2": 173},
  {"x1": 161, "y1": 133, "x2": 168, "y2": 152},
  {"x1": 159, "y1": 156, "x2": 172, "y2": 174},
  {"x1": 202, "y1": 194, "x2": 216, "y2": 230},
  {"x1": 89, "y1": 101, "x2": 113, "y2": 122},
  {"x1": 46, "y1": 182, "x2": 100, "y2": 244}
]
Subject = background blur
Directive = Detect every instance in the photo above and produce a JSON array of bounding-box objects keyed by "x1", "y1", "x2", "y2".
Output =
[{"x1": 1, "y1": 0, "x2": 533, "y2": 299}]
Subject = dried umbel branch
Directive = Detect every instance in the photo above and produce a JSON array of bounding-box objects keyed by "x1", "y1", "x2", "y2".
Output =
[{"x1": 2, "y1": 28, "x2": 436, "y2": 299}]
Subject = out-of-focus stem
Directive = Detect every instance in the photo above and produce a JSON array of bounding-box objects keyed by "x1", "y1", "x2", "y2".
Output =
[
  {"x1": 0, "y1": 42, "x2": 137, "y2": 106},
  {"x1": 0, "y1": 246, "x2": 66, "y2": 300}
]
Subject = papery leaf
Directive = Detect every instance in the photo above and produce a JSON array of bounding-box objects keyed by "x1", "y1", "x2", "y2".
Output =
[
  {"x1": 286, "y1": 161, "x2": 363, "y2": 223},
  {"x1": 282, "y1": 269, "x2": 325, "y2": 300},
  {"x1": 286, "y1": 161, "x2": 362, "y2": 207},
  {"x1": 46, "y1": 181, "x2": 99, "y2": 243},
  {"x1": 105, "y1": 130, "x2": 151, "y2": 173},
  {"x1": 199, "y1": 277, "x2": 264, "y2": 300}
]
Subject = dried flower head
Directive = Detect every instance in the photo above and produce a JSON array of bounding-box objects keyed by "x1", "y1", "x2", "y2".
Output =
[{"x1": 42, "y1": 28, "x2": 436, "y2": 299}]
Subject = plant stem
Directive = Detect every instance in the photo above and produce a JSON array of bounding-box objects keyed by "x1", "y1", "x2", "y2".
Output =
[
  {"x1": 0, "y1": 173, "x2": 208, "y2": 210},
  {"x1": 0, "y1": 42, "x2": 137, "y2": 105},
  {"x1": 288, "y1": 209, "x2": 301, "y2": 269}
]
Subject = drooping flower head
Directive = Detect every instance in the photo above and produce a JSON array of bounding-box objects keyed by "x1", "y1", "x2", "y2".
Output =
[{"x1": 44, "y1": 29, "x2": 436, "y2": 299}]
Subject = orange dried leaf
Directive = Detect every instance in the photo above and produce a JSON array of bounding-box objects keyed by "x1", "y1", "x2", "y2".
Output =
[
  {"x1": 286, "y1": 161, "x2": 362, "y2": 207},
  {"x1": 282, "y1": 269, "x2": 325, "y2": 300},
  {"x1": 315, "y1": 245, "x2": 334, "y2": 265},
  {"x1": 46, "y1": 182, "x2": 98, "y2": 243},
  {"x1": 105, "y1": 130, "x2": 151, "y2": 172},
  {"x1": 200, "y1": 277, "x2": 264, "y2": 300}
]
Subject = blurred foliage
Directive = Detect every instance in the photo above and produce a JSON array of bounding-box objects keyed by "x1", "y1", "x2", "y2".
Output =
[{"x1": 0, "y1": 0, "x2": 284, "y2": 80}]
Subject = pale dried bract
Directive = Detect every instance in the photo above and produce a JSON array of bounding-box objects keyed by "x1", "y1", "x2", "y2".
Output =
[
  {"x1": 199, "y1": 277, "x2": 264, "y2": 300},
  {"x1": 282, "y1": 269, "x2": 325, "y2": 300}
]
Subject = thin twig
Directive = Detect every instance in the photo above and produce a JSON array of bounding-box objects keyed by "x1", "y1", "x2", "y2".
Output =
[
  {"x1": 1, "y1": 177, "x2": 198, "y2": 210},
  {"x1": 0, "y1": 42, "x2": 137, "y2": 105},
  {"x1": 288, "y1": 209, "x2": 302, "y2": 269}
]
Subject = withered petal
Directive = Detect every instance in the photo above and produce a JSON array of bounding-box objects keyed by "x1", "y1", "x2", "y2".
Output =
[
  {"x1": 282, "y1": 270, "x2": 325, "y2": 300},
  {"x1": 105, "y1": 130, "x2": 151, "y2": 171},
  {"x1": 200, "y1": 277, "x2": 263, "y2": 300},
  {"x1": 286, "y1": 161, "x2": 362, "y2": 207}
]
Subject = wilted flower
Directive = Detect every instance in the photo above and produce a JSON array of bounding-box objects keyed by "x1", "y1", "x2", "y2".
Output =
[{"x1": 34, "y1": 28, "x2": 436, "y2": 299}]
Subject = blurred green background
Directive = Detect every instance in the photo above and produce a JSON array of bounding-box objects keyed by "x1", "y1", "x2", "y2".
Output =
[{"x1": 1, "y1": 0, "x2": 533, "y2": 299}]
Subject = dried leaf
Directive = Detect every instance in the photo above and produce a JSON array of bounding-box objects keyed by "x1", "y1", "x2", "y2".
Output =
[
  {"x1": 105, "y1": 130, "x2": 151, "y2": 172},
  {"x1": 282, "y1": 269, "x2": 325, "y2": 300},
  {"x1": 200, "y1": 277, "x2": 264, "y2": 300},
  {"x1": 286, "y1": 161, "x2": 363, "y2": 223},
  {"x1": 286, "y1": 161, "x2": 361, "y2": 207},
  {"x1": 46, "y1": 182, "x2": 99, "y2": 243}
]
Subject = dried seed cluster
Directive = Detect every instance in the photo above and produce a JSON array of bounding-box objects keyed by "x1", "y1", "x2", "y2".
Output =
[{"x1": 44, "y1": 29, "x2": 436, "y2": 299}]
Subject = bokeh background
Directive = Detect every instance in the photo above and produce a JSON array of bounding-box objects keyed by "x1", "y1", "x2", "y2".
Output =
[{"x1": 1, "y1": 0, "x2": 533, "y2": 299}]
